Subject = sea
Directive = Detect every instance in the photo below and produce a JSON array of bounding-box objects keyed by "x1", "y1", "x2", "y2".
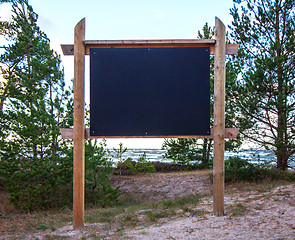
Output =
[{"x1": 108, "y1": 148, "x2": 292, "y2": 167}]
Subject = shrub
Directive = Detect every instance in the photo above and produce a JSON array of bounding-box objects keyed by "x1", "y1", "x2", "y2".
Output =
[
  {"x1": 85, "y1": 139, "x2": 120, "y2": 207},
  {"x1": 134, "y1": 153, "x2": 156, "y2": 174},
  {"x1": 113, "y1": 158, "x2": 136, "y2": 175},
  {"x1": 262, "y1": 168, "x2": 295, "y2": 182},
  {"x1": 162, "y1": 138, "x2": 203, "y2": 166},
  {"x1": 152, "y1": 162, "x2": 192, "y2": 172},
  {"x1": 224, "y1": 156, "x2": 295, "y2": 183},
  {"x1": 112, "y1": 144, "x2": 155, "y2": 175},
  {"x1": 113, "y1": 154, "x2": 156, "y2": 175},
  {"x1": 0, "y1": 0, "x2": 73, "y2": 211},
  {"x1": 224, "y1": 157, "x2": 265, "y2": 182},
  {"x1": 162, "y1": 138, "x2": 213, "y2": 168},
  {"x1": 0, "y1": 146, "x2": 73, "y2": 211},
  {"x1": 112, "y1": 143, "x2": 130, "y2": 175}
]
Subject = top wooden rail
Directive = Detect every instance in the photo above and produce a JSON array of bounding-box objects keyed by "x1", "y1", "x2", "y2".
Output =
[{"x1": 61, "y1": 39, "x2": 239, "y2": 56}]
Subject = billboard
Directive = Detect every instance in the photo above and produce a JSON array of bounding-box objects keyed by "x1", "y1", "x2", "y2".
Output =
[{"x1": 90, "y1": 47, "x2": 210, "y2": 136}]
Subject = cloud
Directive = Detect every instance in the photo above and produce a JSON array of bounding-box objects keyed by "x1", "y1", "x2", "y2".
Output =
[
  {"x1": 0, "y1": 3, "x2": 13, "y2": 21},
  {"x1": 0, "y1": 3, "x2": 55, "y2": 34},
  {"x1": 154, "y1": 9, "x2": 165, "y2": 20},
  {"x1": 36, "y1": 14, "x2": 56, "y2": 33}
]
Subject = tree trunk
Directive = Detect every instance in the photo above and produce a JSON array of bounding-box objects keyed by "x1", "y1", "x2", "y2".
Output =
[
  {"x1": 277, "y1": 153, "x2": 288, "y2": 170},
  {"x1": 202, "y1": 139, "x2": 209, "y2": 167},
  {"x1": 275, "y1": 0, "x2": 288, "y2": 171}
]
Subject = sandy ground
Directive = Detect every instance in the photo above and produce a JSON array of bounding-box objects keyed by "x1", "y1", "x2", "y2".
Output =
[
  {"x1": 1, "y1": 170, "x2": 295, "y2": 239},
  {"x1": 110, "y1": 170, "x2": 212, "y2": 203},
  {"x1": 126, "y1": 184, "x2": 295, "y2": 240}
]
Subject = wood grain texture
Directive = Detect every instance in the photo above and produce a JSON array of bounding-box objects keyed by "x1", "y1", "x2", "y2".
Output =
[
  {"x1": 73, "y1": 18, "x2": 85, "y2": 229},
  {"x1": 60, "y1": 128, "x2": 239, "y2": 139},
  {"x1": 61, "y1": 40, "x2": 239, "y2": 56},
  {"x1": 213, "y1": 17, "x2": 226, "y2": 216}
]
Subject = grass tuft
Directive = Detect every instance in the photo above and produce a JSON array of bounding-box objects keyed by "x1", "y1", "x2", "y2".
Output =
[{"x1": 228, "y1": 202, "x2": 247, "y2": 216}]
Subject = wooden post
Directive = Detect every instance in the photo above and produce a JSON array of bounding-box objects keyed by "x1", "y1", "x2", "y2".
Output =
[
  {"x1": 73, "y1": 18, "x2": 85, "y2": 229},
  {"x1": 213, "y1": 17, "x2": 226, "y2": 216}
]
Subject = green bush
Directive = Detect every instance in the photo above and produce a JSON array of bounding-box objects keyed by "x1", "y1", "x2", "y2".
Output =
[
  {"x1": 113, "y1": 155, "x2": 156, "y2": 175},
  {"x1": 112, "y1": 144, "x2": 155, "y2": 175},
  {"x1": 162, "y1": 138, "x2": 214, "y2": 169},
  {"x1": 225, "y1": 157, "x2": 265, "y2": 182},
  {"x1": 113, "y1": 158, "x2": 137, "y2": 175},
  {"x1": 112, "y1": 143, "x2": 130, "y2": 175},
  {"x1": 0, "y1": 1, "x2": 120, "y2": 211},
  {"x1": 262, "y1": 168, "x2": 295, "y2": 182},
  {"x1": 151, "y1": 161, "x2": 206, "y2": 172},
  {"x1": 162, "y1": 138, "x2": 205, "y2": 166},
  {"x1": 0, "y1": 139, "x2": 120, "y2": 210},
  {"x1": 134, "y1": 153, "x2": 156, "y2": 174},
  {"x1": 0, "y1": 145, "x2": 73, "y2": 211},
  {"x1": 0, "y1": 0, "x2": 73, "y2": 211},
  {"x1": 84, "y1": 139, "x2": 120, "y2": 207},
  {"x1": 224, "y1": 156, "x2": 295, "y2": 183},
  {"x1": 151, "y1": 161, "x2": 187, "y2": 172}
]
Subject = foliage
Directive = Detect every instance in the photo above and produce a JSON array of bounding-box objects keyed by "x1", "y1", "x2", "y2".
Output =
[
  {"x1": 134, "y1": 152, "x2": 156, "y2": 173},
  {"x1": 0, "y1": 0, "x2": 73, "y2": 210},
  {"x1": 225, "y1": 157, "x2": 265, "y2": 182},
  {"x1": 112, "y1": 143, "x2": 128, "y2": 175},
  {"x1": 228, "y1": 0, "x2": 295, "y2": 170},
  {"x1": 0, "y1": 0, "x2": 118, "y2": 211},
  {"x1": 115, "y1": 159, "x2": 205, "y2": 175},
  {"x1": 162, "y1": 24, "x2": 214, "y2": 168},
  {"x1": 224, "y1": 156, "x2": 295, "y2": 183},
  {"x1": 162, "y1": 138, "x2": 210, "y2": 167},
  {"x1": 85, "y1": 139, "x2": 120, "y2": 207},
  {"x1": 228, "y1": 202, "x2": 247, "y2": 216},
  {"x1": 113, "y1": 144, "x2": 155, "y2": 175},
  {"x1": 114, "y1": 157, "x2": 136, "y2": 175},
  {"x1": 87, "y1": 194, "x2": 203, "y2": 229},
  {"x1": 151, "y1": 161, "x2": 194, "y2": 172},
  {"x1": 0, "y1": 1, "x2": 14, "y2": 38},
  {"x1": 263, "y1": 168, "x2": 295, "y2": 182}
]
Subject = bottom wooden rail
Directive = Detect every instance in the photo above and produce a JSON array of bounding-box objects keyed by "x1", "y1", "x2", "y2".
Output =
[{"x1": 60, "y1": 128, "x2": 239, "y2": 139}]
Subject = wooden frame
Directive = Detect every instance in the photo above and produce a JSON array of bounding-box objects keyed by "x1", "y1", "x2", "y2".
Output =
[
  {"x1": 61, "y1": 17, "x2": 238, "y2": 229},
  {"x1": 60, "y1": 128, "x2": 239, "y2": 140},
  {"x1": 73, "y1": 18, "x2": 85, "y2": 229},
  {"x1": 61, "y1": 39, "x2": 239, "y2": 56},
  {"x1": 213, "y1": 17, "x2": 226, "y2": 216}
]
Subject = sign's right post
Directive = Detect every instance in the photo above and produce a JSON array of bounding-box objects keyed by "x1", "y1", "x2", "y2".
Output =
[{"x1": 213, "y1": 17, "x2": 226, "y2": 216}]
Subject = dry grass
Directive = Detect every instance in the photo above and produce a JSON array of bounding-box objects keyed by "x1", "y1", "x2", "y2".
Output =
[
  {"x1": 1, "y1": 170, "x2": 294, "y2": 239},
  {"x1": 0, "y1": 188, "x2": 16, "y2": 216},
  {"x1": 110, "y1": 169, "x2": 212, "y2": 204},
  {"x1": 0, "y1": 170, "x2": 211, "y2": 239}
]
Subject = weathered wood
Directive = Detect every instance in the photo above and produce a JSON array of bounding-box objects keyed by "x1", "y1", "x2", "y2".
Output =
[
  {"x1": 84, "y1": 39, "x2": 215, "y2": 44},
  {"x1": 226, "y1": 43, "x2": 239, "y2": 55},
  {"x1": 60, "y1": 128, "x2": 239, "y2": 140},
  {"x1": 62, "y1": 18, "x2": 239, "y2": 225},
  {"x1": 213, "y1": 17, "x2": 226, "y2": 216},
  {"x1": 60, "y1": 40, "x2": 239, "y2": 56},
  {"x1": 73, "y1": 18, "x2": 85, "y2": 229}
]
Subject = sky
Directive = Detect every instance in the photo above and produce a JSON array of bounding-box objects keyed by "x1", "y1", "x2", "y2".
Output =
[{"x1": 0, "y1": 0, "x2": 236, "y2": 149}]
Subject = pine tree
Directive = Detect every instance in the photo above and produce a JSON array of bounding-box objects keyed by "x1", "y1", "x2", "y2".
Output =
[
  {"x1": 0, "y1": 0, "x2": 15, "y2": 111},
  {"x1": 229, "y1": 0, "x2": 295, "y2": 170},
  {"x1": 0, "y1": 0, "x2": 73, "y2": 210}
]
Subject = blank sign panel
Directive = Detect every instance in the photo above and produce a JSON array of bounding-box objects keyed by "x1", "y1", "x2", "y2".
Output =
[{"x1": 90, "y1": 47, "x2": 210, "y2": 136}]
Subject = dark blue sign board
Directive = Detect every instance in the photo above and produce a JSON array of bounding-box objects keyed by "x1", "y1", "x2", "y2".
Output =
[{"x1": 90, "y1": 47, "x2": 210, "y2": 136}]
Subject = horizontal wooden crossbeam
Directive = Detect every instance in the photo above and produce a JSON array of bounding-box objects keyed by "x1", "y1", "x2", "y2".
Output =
[
  {"x1": 61, "y1": 39, "x2": 239, "y2": 56},
  {"x1": 60, "y1": 128, "x2": 239, "y2": 139}
]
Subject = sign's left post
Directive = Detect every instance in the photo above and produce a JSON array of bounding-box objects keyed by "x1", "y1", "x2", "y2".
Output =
[{"x1": 73, "y1": 18, "x2": 86, "y2": 229}]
